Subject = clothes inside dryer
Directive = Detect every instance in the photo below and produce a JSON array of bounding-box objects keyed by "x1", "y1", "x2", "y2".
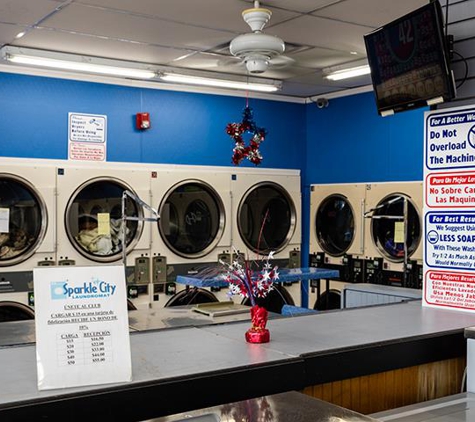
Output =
[
  {"x1": 65, "y1": 179, "x2": 142, "y2": 262},
  {"x1": 315, "y1": 194, "x2": 355, "y2": 257},
  {"x1": 371, "y1": 194, "x2": 421, "y2": 261},
  {"x1": 238, "y1": 183, "x2": 296, "y2": 254},
  {"x1": 158, "y1": 181, "x2": 225, "y2": 259},
  {"x1": 0, "y1": 175, "x2": 47, "y2": 266}
]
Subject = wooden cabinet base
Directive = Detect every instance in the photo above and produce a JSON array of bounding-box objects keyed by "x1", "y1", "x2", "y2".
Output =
[{"x1": 303, "y1": 357, "x2": 466, "y2": 415}]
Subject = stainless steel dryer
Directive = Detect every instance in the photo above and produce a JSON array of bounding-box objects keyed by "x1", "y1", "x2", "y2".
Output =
[
  {"x1": 231, "y1": 169, "x2": 301, "y2": 307},
  {"x1": 308, "y1": 183, "x2": 366, "y2": 310},
  {"x1": 56, "y1": 163, "x2": 151, "y2": 277},
  {"x1": 364, "y1": 181, "x2": 423, "y2": 289},
  {"x1": 151, "y1": 167, "x2": 232, "y2": 306},
  {"x1": 0, "y1": 159, "x2": 57, "y2": 308}
]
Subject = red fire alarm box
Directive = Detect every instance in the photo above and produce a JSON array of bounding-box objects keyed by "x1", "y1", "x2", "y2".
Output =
[{"x1": 136, "y1": 112, "x2": 151, "y2": 130}]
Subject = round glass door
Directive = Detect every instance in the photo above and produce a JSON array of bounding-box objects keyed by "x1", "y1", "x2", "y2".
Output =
[
  {"x1": 371, "y1": 193, "x2": 421, "y2": 261},
  {"x1": 0, "y1": 174, "x2": 47, "y2": 266},
  {"x1": 315, "y1": 194, "x2": 355, "y2": 257},
  {"x1": 238, "y1": 182, "x2": 296, "y2": 254},
  {"x1": 65, "y1": 178, "x2": 143, "y2": 262},
  {"x1": 158, "y1": 180, "x2": 225, "y2": 258}
]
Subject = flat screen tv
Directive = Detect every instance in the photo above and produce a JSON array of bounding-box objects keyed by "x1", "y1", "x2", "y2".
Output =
[{"x1": 364, "y1": 0, "x2": 456, "y2": 116}]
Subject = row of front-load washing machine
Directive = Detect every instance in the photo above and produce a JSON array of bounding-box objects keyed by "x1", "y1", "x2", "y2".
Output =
[
  {"x1": 308, "y1": 181, "x2": 424, "y2": 309},
  {"x1": 0, "y1": 158, "x2": 302, "y2": 318}
]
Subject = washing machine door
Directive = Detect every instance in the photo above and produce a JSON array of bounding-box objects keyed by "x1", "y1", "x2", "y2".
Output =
[
  {"x1": 315, "y1": 194, "x2": 355, "y2": 257},
  {"x1": 238, "y1": 182, "x2": 296, "y2": 254},
  {"x1": 371, "y1": 193, "x2": 421, "y2": 261},
  {"x1": 65, "y1": 178, "x2": 144, "y2": 262},
  {"x1": 158, "y1": 180, "x2": 225, "y2": 259},
  {"x1": 0, "y1": 174, "x2": 47, "y2": 266}
]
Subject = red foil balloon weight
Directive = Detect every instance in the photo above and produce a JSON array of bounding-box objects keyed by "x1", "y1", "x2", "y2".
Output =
[{"x1": 245, "y1": 305, "x2": 270, "y2": 343}]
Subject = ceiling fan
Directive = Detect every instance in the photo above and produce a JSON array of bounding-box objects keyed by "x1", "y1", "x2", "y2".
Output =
[{"x1": 229, "y1": 1, "x2": 287, "y2": 74}]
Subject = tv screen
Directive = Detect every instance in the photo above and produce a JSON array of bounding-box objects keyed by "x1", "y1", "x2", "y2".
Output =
[{"x1": 364, "y1": 0, "x2": 456, "y2": 116}]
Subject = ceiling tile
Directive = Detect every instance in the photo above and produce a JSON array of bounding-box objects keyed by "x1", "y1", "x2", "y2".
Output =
[
  {"x1": 74, "y1": 0, "x2": 298, "y2": 31},
  {"x1": 14, "y1": 28, "x2": 194, "y2": 65},
  {"x1": 0, "y1": 0, "x2": 63, "y2": 25},
  {"x1": 0, "y1": 22, "x2": 25, "y2": 45},
  {"x1": 260, "y1": 0, "x2": 345, "y2": 14},
  {"x1": 267, "y1": 15, "x2": 369, "y2": 54},
  {"x1": 282, "y1": 80, "x2": 343, "y2": 97},
  {"x1": 287, "y1": 47, "x2": 363, "y2": 69},
  {"x1": 40, "y1": 3, "x2": 233, "y2": 50},
  {"x1": 313, "y1": 0, "x2": 428, "y2": 27}
]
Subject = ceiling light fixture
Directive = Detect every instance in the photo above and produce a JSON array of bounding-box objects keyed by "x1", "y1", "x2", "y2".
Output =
[
  {"x1": 159, "y1": 73, "x2": 281, "y2": 92},
  {"x1": 3, "y1": 50, "x2": 156, "y2": 79},
  {"x1": 324, "y1": 65, "x2": 371, "y2": 81}
]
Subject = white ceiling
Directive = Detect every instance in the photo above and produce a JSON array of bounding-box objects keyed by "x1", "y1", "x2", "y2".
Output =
[{"x1": 0, "y1": 0, "x2": 428, "y2": 98}]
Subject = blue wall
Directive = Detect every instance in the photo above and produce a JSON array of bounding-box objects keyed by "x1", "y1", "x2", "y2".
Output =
[
  {"x1": 0, "y1": 72, "x2": 306, "y2": 169},
  {"x1": 305, "y1": 91, "x2": 426, "y2": 186}
]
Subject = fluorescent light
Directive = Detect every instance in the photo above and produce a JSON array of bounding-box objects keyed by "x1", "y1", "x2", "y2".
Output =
[
  {"x1": 324, "y1": 65, "x2": 370, "y2": 81},
  {"x1": 5, "y1": 54, "x2": 156, "y2": 79},
  {"x1": 159, "y1": 73, "x2": 280, "y2": 92}
]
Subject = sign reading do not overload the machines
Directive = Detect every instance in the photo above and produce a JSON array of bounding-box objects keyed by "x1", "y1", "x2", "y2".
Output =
[
  {"x1": 34, "y1": 266, "x2": 131, "y2": 390},
  {"x1": 424, "y1": 105, "x2": 475, "y2": 311}
]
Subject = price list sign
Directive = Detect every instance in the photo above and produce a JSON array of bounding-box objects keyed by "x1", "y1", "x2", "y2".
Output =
[
  {"x1": 34, "y1": 266, "x2": 131, "y2": 390},
  {"x1": 424, "y1": 105, "x2": 475, "y2": 311}
]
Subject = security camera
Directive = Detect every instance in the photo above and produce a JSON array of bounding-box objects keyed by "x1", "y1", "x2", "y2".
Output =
[{"x1": 315, "y1": 98, "x2": 329, "y2": 109}]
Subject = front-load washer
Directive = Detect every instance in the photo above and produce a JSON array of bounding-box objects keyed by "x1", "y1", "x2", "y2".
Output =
[
  {"x1": 0, "y1": 159, "x2": 57, "y2": 307},
  {"x1": 364, "y1": 181, "x2": 423, "y2": 289},
  {"x1": 231, "y1": 168, "x2": 301, "y2": 307},
  {"x1": 150, "y1": 166, "x2": 232, "y2": 306},
  {"x1": 56, "y1": 163, "x2": 152, "y2": 278},
  {"x1": 308, "y1": 183, "x2": 366, "y2": 310}
]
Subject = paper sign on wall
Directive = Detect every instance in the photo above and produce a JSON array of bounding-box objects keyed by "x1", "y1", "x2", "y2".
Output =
[
  {"x1": 0, "y1": 208, "x2": 9, "y2": 233},
  {"x1": 424, "y1": 105, "x2": 475, "y2": 312},
  {"x1": 68, "y1": 113, "x2": 107, "y2": 161},
  {"x1": 34, "y1": 265, "x2": 131, "y2": 390}
]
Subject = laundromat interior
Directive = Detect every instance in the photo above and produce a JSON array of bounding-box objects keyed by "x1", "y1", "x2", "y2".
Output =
[{"x1": 2, "y1": 1, "x2": 475, "y2": 421}]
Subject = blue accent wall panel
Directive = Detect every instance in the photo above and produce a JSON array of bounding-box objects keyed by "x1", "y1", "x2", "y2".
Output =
[
  {"x1": 305, "y1": 92, "x2": 426, "y2": 186},
  {"x1": 0, "y1": 72, "x2": 305, "y2": 169}
]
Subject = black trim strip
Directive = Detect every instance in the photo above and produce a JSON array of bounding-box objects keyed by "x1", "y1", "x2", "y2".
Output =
[{"x1": 302, "y1": 331, "x2": 465, "y2": 385}]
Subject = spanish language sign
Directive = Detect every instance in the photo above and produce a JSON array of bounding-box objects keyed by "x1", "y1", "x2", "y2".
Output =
[
  {"x1": 34, "y1": 266, "x2": 131, "y2": 390},
  {"x1": 424, "y1": 105, "x2": 475, "y2": 311},
  {"x1": 68, "y1": 112, "x2": 107, "y2": 161}
]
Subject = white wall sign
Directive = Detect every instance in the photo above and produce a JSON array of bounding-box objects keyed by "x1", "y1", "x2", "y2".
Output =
[
  {"x1": 34, "y1": 266, "x2": 131, "y2": 390},
  {"x1": 424, "y1": 105, "x2": 475, "y2": 311},
  {"x1": 68, "y1": 112, "x2": 107, "y2": 161}
]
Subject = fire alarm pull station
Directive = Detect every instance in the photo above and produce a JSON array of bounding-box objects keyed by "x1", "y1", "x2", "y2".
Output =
[{"x1": 136, "y1": 112, "x2": 151, "y2": 130}]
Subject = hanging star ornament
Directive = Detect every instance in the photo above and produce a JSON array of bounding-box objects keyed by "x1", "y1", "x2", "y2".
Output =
[{"x1": 226, "y1": 106, "x2": 267, "y2": 166}]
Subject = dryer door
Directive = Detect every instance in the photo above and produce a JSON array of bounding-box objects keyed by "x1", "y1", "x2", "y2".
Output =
[
  {"x1": 371, "y1": 193, "x2": 422, "y2": 262},
  {"x1": 158, "y1": 180, "x2": 225, "y2": 259},
  {"x1": 315, "y1": 194, "x2": 355, "y2": 257},
  {"x1": 65, "y1": 178, "x2": 144, "y2": 262},
  {"x1": 238, "y1": 182, "x2": 296, "y2": 254},
  {"x1": 0, "y1": 174, "x2": 47, "y2": 266}
]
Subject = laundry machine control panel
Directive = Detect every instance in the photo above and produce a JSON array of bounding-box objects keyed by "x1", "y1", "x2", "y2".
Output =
[
  {"x1": 309, "y1": 253, "x2": 364, "y2": 283},
  {"x1": 364, "y1": 258, "x2": 384, "y2": 284}
]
